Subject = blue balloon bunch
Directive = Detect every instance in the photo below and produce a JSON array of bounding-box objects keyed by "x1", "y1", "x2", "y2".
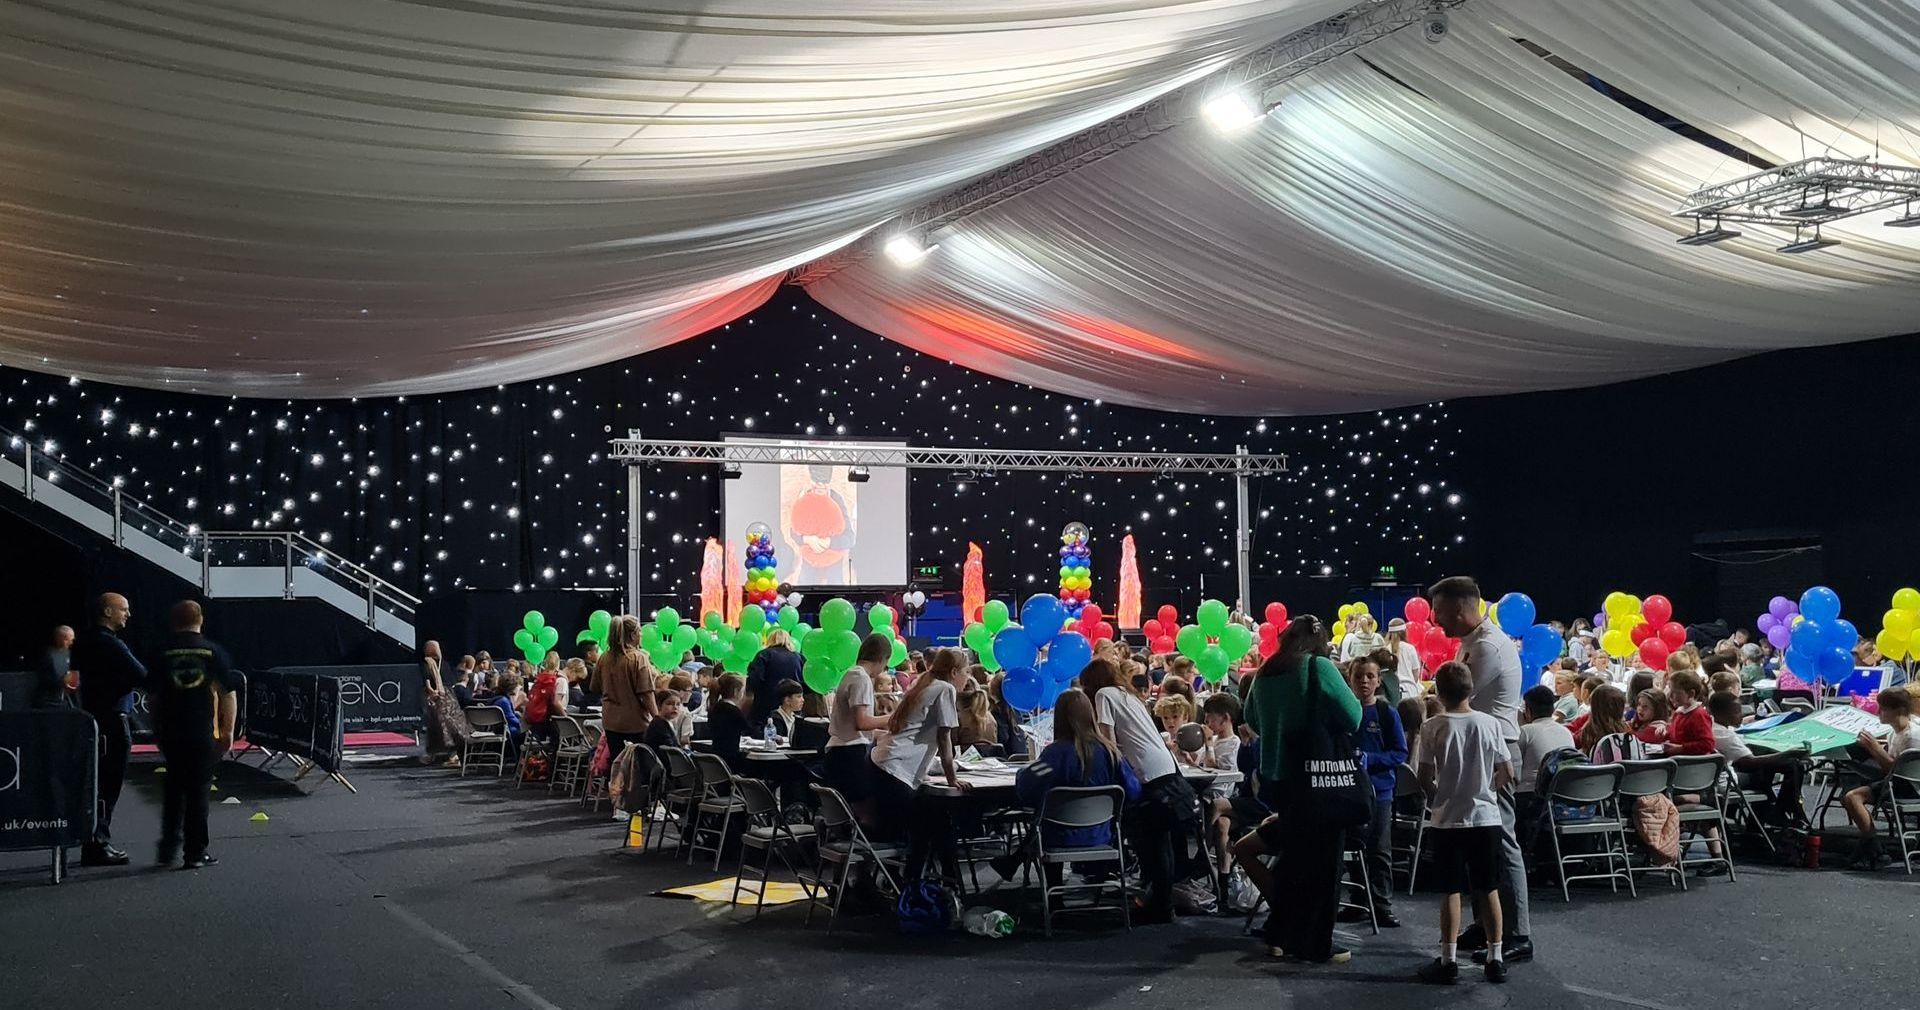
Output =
[
  {"x1": 1494, "y1": 591, "x2": 1560, "y2": 674},
  {"x1": 1786, "y1": 585, "x2": 1854, "y2": 683},
  {"x1": 997, "y1": 593, "x2": 1095, "y2": 711}
]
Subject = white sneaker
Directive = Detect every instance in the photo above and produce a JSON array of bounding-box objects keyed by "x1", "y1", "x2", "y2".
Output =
[{"x1": 612, "y1": 810, "x2": 630, "y2": 822}]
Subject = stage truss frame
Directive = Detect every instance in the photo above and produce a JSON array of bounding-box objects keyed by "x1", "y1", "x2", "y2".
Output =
[{"x1": 611, "y1": 435, "x2": 1287, "y2": 619}]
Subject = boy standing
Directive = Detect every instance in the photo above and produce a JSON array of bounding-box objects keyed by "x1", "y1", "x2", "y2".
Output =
[{"x1": 1417, "y1": 661, "x2": 1513, "y2": 985}]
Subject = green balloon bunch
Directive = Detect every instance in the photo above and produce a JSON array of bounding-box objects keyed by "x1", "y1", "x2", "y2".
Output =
[
  {"x1": 867, "y1": 603, "x2": 909, "y2": 669},
  {"x1": 801, "y1": 598, "x2": 863, "y2": 694},
  {"x1": 961, "y1": 599, "x2": 1012, "y2": 672},
  {"x1": 512, "y1": 611, "x2": 559, "y2": 664},
  {"x1": 774, "y1": 604, "x2": 812, "y2": 652},
  {"x1": 697, "y1": 608, "x2": 765, "y2": 673},
  {"x1": 1174, "y1": 599, "x2": 1254, "y2": 684},
  {"x1": 639, "y1": 607, "x2": 699, "y2": 671},
  {"x1": 574, "y1": 609, "x2": 612, "y2": 651}
]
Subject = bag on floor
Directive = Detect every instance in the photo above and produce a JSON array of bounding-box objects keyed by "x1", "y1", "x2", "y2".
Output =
[
  {"x1": 520, "y1": 750, "x2": 552, "y2": 784},
  {"x1": 896, "y1": 879, "x2": 959, "y2": 935},
  {"x1": 589, "y1": 734, "x2": 612, "y2": 778},
  {"x1": 607, "y1": 743, "x2": 637, "y2": 811},
  {"x1": 1225, "y1": 865, "x2": 1261, "y2": 913}
]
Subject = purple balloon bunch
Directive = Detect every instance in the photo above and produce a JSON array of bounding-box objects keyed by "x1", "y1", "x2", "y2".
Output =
[{"x1": 1756, "y1": 596, "x2": 1798, "y2": 651}]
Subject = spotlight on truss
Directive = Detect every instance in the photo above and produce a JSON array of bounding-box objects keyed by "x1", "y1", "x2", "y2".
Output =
[
  {"x1": 847, "y1": 466, "x2": 871, "y2": 483},
  {"x1": 1201, "y1": 91, "x2": 1272, "y2": 133},
  {"x1": 1888, "y1": 202, "x2": 1920, "y2": 228},
  {"x1": 1777, "y1": 227, "x2": 1839, "y2": 255},
  {"x1": 1677, "y1": 219, "x2": 1743, "y2": 246},
  {"x1": 883, "y1": 233, "x2": 935, "y2": 267}
]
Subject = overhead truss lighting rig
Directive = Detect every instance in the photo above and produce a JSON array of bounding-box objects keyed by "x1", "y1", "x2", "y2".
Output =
[{"x1": 1674, "y1": 156, "x2": 1920, "y2": 253}]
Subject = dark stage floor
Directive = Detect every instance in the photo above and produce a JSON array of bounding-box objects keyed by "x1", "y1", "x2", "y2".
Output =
[{"x1": 3, "y1": 752, "x2": 1906, "y2": 1010}]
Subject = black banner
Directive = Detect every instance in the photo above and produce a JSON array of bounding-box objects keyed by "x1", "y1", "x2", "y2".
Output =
[
  {"x1": 242, "y1": 669, "x2": 343, "y2": 775},
  {"x1": 272, "y1": 664, "x2": 422, "y2": 735},
  {"x1": 0, "y1": 710, "x2": 97, "y2": 850}
]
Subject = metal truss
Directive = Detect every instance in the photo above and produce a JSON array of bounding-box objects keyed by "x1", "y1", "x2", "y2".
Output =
[
  {"x1": 1675, "y1": 157, "x2": 1920, "y2": 228},
  {"x1": 609, "y1": 436, "x2": 1287, "y2": 474},
  {"x1": 789, "y1": 0, "x2": 1463, "y2": 286}
]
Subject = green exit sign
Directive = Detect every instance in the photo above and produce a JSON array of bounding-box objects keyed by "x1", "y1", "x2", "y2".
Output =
[
  {"x1": 1377, "y1": 565, "x2": 1398, "y2": 580},
  {"x1": 914, "y1": 565, "x2": 941, "y2": 577}
]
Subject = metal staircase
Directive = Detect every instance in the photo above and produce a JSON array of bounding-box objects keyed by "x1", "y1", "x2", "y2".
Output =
[{"x1": 2, "y1": 426, "x2": 416, "y2": 646}]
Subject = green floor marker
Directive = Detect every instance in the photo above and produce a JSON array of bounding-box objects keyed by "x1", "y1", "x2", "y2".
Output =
[{"x1": 249, "y1": 812, "x2": 269, "y2": 823}]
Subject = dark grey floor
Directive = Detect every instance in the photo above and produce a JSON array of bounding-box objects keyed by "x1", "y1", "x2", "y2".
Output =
[{"x1": 3, "y1": 751, "x2": 1907, "y2": 1010}]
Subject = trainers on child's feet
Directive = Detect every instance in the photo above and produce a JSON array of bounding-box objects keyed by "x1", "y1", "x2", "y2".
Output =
[
  {"x1": 1418, "y1": 959, "x2": 1460, "y2": 985},
  {"x1": 1485, "y1": 959, "x2": 1508, "y2": 984}
]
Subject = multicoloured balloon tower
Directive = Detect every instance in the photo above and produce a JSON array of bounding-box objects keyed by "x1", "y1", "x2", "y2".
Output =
[
  {"x1": 1058, "y1": 522, "x2": 1091, "y2": 623},
  {"x1": 743, "y1": 522, "x2": 781, "y2": 623}
]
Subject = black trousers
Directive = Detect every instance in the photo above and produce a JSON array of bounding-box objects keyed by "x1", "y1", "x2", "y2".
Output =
[
  {"x1": 1267, "y1": 798, "x2": 1345, "y2": 960},
  {"x1": 159, "y1": 741, "x2": 216, "y2": 857},
  {"x1": 1127, "y1": 776, "x2": 1188, "y2": 920},
  {"x1": 872, "y1": 771, "x2": 957, "y2": 883},
  {"x1": 1355, "y1": 797, "x2": 1395, "y2": 914},
  {"x1": 92, "y1": 711, "x2": 131, "y2": 847}
]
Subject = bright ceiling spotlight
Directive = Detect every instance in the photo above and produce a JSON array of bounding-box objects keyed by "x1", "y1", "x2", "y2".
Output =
[
  {"x1": 883, "y1": 233, "x2": 934, "y2": 267},
  {"x1": 1201, "y1": 91, "x2": 1267, "y2": 133}
]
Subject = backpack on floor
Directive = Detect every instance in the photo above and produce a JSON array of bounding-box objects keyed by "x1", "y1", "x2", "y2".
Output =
[{"x1": 896, "y1": 879, "x2": 959, "y2": 935}]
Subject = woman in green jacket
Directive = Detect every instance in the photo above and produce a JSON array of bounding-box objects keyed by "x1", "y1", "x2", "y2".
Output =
[{"x1": 1236, "y1": 615, "x2": 1363, "y2": 964}]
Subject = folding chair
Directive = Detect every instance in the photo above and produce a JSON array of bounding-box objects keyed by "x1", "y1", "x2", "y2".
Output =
[
  {"x1": 1722, "y1": 766, "x2": 1778, "y2": 854},
  {"x1": 548, "y1": 716, "x2": 591, "y2": 796},
  {"x1": 1029, "y1": 785, "x2": 1131, "y2": 936},
  {"x1": 659, "y1": 747, "x2": 701, "y2": 856},
  {"x1": 621, "y1": 744, "x2": 673, "y2": 850},
  {"x1": 687, "y1": 753, "x2": 747, "y2": 870},
  {"x1": 805, "y1": 784, "x2": 903, "y2": 935},
  {"x1": 1391, "y1": 763, "x2": 1428, "y2": 894},
  {"x1": 1544, "y1": 763, "x2": 1632, "y2": 901},
  {"x1": 461, "y1": 705, "x2": 507, "y2": 777},
  {"x1": 1670, "y1": 754, "x2": 1736, "y2": 881},
  {"x1": 729, "y1": 776, "x2": 817, "y2": 917},
  {"x1": 579, "y1": 723, "x2": 609, "y2": 809},
  {"x1": 1338, "y1": 840, "x2": 1379, "y2": 935},
  {"x1": 1616, "y1": 760, "x2": 1684, "y2": 891},
  {"x1": 1879, "y1": 749, "x2": 1920, "y2": 875}
]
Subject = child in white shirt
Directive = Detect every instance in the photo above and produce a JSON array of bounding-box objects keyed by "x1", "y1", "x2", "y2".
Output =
[
  {"x1": 1842, "y1": 688, "x2": 1919, "y2": 869},
  {"x1": 1417, "y1": 662, "x2": 1513, "y2": 986}
]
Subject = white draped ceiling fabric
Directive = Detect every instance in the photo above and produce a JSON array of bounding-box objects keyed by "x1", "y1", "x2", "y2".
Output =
[
  {"x1": 809, "y1": 0, "x2": 1920, "y2": 413},
  {"x1": 2, "y1": 1, "x2": 1917, "y2": 411},
  {"x1": 0, "y1": 0, "x2": 1343, "y2": 396}
]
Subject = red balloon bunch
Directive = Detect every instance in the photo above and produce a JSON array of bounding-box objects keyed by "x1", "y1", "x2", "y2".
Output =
[
  {"x1": 1256, "y1": 601, "x2": 1289, "y2": 659},
  {"x1": 1400, "y1": 597, "x2": 1458, "y2": 674},
  {"x1": 1630, "y1": 594, "x2": 1685, "y2": 669},
  {"x1": 1075, "y1": 603, "x2": 1116, "y2": 643},
  {"x1": 1142, "y1": 604, "x2": 1180, "y2": 654}
]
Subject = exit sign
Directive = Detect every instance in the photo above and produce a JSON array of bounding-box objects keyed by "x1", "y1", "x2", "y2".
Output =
[
  {"x1": 1377, "y1": 565, "x2": 1397, "y2": 580},
  {"x1": 914, "y1": 565, "x2": 942, "y2": 578}
]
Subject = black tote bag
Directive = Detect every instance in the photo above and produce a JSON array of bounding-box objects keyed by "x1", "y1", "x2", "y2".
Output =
[{"x1": 1290, "y1": 658, "x2": 1373, "y2": 828}]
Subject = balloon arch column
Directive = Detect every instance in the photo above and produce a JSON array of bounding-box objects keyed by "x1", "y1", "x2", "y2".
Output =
[{"x1": 606, "y1": 434, "x2": 1289, "y2": 616}]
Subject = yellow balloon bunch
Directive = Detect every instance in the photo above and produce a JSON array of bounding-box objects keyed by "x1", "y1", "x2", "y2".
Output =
[
  {"x1": 1333, "y1": 602, "x2": 1371, "y2": 645},
  {"x1": 1874, "y1": 587, "x2": 1920, "y2": 661},
  {"x1": 1599, "y1": 591, "x2": 1645, "y2": 658}
]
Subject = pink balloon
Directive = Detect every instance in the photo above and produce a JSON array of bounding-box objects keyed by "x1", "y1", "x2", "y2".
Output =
[
  {"x1": 1639, "y1": 639, "x2": 1670, "y2": 669},
  {"x1": 1149, "y1": 636, "x2": 1174, "y2": 654},
  {"x1": 1264, "y1": 602, "x2": 1289, "y2": 627},
  {"x1": 1093, "y1": 621, "x2": 1115, "y2": 642},
  {"x1": 1642, "y1": 594, "x2": 1673, "y2": 627},
  {"x1": 1658, "y1": 621, "x2": 1687, "y2": 650},
  {"x1": 1081, "y1": 604, "x2": 1103, "y2": 626},
  {"x1": 1403, "y1": 597, "x2": 1432, "y2": 623},
  {"x1": 1143, "y1": 619, "x2": 1164, "y2": 639},
  {"x1": 1157, "y1": 605, "x2": 1178, "y2": 628}
]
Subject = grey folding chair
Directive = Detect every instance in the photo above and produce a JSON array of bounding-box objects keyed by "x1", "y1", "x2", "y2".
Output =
[
  {"x1": 687, "y1": 753, "x2": 747, "y2": 870},
  {"x1": 1392, "y1": 762, "x2": 1428, "y2": 894},
  {"x1": 729, "y1": 776, "x2": 817, "y2": 917},
  {"x1": 1030, "y1": 785, "x2": 1130, "y2": 936},
  {"x1": 660, "y1": 746, "x2": 701, "y2": 856},
  {"x1": 1880, "y1": 749, "x2": 1920, "y2": 875},
  {"x1": 1615, "y1": 759, "x2": 1683, "y2": 892},
  {"x1": 1670, "y1": 754, "x2": 1736, "y2": 881},
  {"x1": 461, "y1": 705, "x2": 507, "y2": 777},
  {"x1": 547, "y1": 716, "x2": 591, "y2": 796},
  {"x1": 805, "y1": 784, "x2": 903, "y2": 935},
  {"x1": 1337, "y1": 840, "x2": 1379, "y2": 935},
  {"x1": 1544, "y1": 763, "x2": 1632, "y2": 902}
]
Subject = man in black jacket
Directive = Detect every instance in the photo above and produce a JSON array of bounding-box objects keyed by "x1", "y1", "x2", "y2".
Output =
[
  {"x1": 745, "y1": 630, "x2": 805, "y2": 732},
  {"x1": 148, "y1": 601, "x2": 241, "y2": 869},
  {"x1": 71, "y1": 592, "x2": 144, "y2": 867}
]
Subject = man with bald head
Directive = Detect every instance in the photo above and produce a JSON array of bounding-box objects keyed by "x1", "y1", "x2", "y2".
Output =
[
  {"x1": 147, "y1": 600, "x2": 240, "y2": 869},
  {"x1": 71, "y1": 591, "x2": 145, "y2": 866}
]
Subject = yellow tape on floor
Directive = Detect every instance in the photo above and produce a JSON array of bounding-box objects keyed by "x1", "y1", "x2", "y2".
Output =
[{"x1": 655, "y1": 877, "x2": 813, "y2": 906}]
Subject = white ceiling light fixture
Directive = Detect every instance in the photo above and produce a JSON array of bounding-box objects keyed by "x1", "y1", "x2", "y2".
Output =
[
  {"x1": 884, "y1": 233, "x2": 936, "y2": 267},
  {"x1": 1201, "y1": 91, "x2": 1270, "y2": 133}
]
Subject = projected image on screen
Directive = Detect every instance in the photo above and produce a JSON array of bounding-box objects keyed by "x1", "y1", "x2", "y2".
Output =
[{"x1": 723, "y1": 438, "x2": 908, "y2": 587}]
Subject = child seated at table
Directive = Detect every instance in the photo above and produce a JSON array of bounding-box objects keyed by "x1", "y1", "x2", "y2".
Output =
[
  {"x1": 1633, "y1": 689, "x2": 1671, "y2": 746},
  {"x1": 644, "y1": 691, "x2": 682, "y2": 750},
  {"x1": 1841, "y1": 688, "x2": 1920, "y2": 869},
  {"x1": 956, "y1": 684, "x2": 999, "y2": 751},
  {"x1": 1194, "y1": 693, "x2": 1244, "y2": 878},
  {"x1": 1706, "y1": 690, "x2": 1808, "y2": 830},
  {"x1": 1154, "y1": 694, "x2": 1195, "y2": 744},
  {"x1": 1551, "y1": 671, "x2": 1580, "y2": 723},
  {"x1": 994, "y1": 688, "x2": 1142, "y2": 883},
  {"x1": 1663, "y1": 671, "x2": 1715, "y2": 756},
  {"x1": 765, "y1": 679, "x2": 805, "y2": 741}
]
